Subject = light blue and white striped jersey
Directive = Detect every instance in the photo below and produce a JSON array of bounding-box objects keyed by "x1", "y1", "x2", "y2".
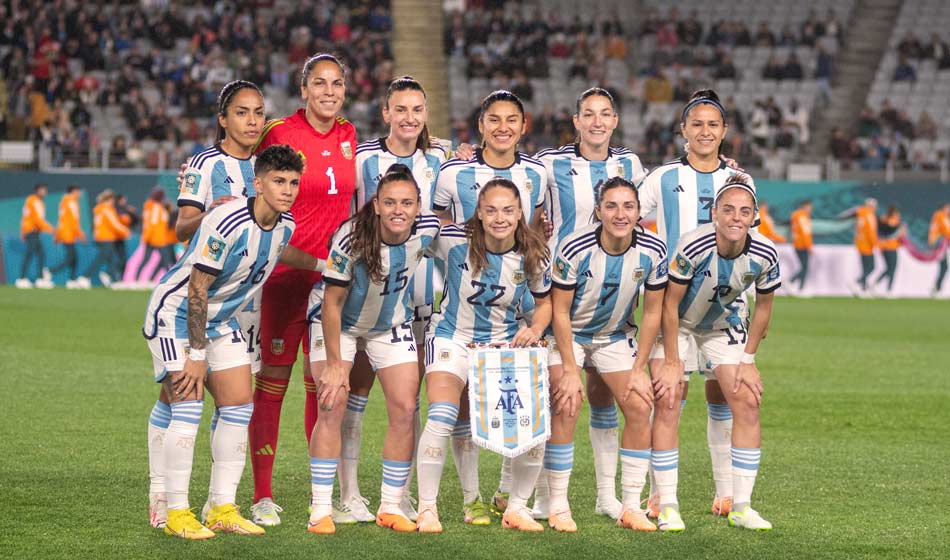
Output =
[
  {"x1": 178, "y1": 145, "x2": 256, "y2": 212},
  {"x1": 143, "y1": 198, "x2": 295, "y2": 341},
  {"x1": 355, "y1": 138, "x2": 447, "y2": 210},
  {"x1": 536, "y1": 143, "x2": 647, "y2": 256},
  {"x1": 552, "y1": 223, "x2": 668, "y2": 344},
  {"x1": 308, "y1": 213, "x2": 442, "y2": 337},
  {"x1": 428, "y1": 224, "x2": 551, "y2": 344},
  {"x1": 669, "y1": 223, "x2": 781, "y2": 332},
  {"x1": 355, "y1": 138, "x2": 448, "y2": 311},
  {"x1": 638, "y1": 157, "x2": 755, "y2": 254},
  {"x1": 432, "y1": 150, "x2": 545, "y2": 222}
]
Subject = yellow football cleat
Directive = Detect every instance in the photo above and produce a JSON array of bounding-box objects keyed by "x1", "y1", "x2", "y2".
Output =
[
  {"x1": 204, "y1": 503, "x2": 265, "y2": 535},
  {"x1": 164, "y1": 508, "x2": 216, "y2": 540}
]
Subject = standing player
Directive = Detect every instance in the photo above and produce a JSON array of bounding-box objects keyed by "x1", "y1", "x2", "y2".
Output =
[
  {"x1": 335, "y1": 76, "x2": 447, "y2": 523},
  {"x1": 306, "y1": 166, "x2": 442, "y2": 534},
  {"x1": 929, "y1": 202, "x2": 950, "y2": 297},
  {"x1": 51, "y1": 185, "x2": 88, "y2": 288},
  {"x1": 432, "y1": 90, "x2": 546, "y2": 522},
  {"x1": 147, "y1": 80, "x2": 268, "y2": 529},
  {"x1": 638, "y1": 89, "x2": 753, "y2": 528},
  {"x1": 533, "y1": 87, "x2": 648, "y2": 520},
  {"x1": 789, "y1": 200, "x2": 814, "y2": 295},
  {"x1": 142, "y1": 145, "x2": 318, "y2": 539},
  {"x1": 17, "y1": 183, "x2": 54, "y2": 289},
  {"x1": 545, "y1": 177, "x2": 668, "y2": 533},
  {"x1": 415, "y1": 178, "x2": 551, "y2": 533},
  {"x1": 248, "y1": 53, "x2": 357, "y2": 526},
  {"x1": 659, "y1": 177, "x2": 780, "y2": 531}
]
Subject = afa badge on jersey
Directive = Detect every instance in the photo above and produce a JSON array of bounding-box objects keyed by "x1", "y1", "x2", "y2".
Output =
[
  {"x1": 632, "y1": 267, "x2": 644, "y2": 282},
  {"x1": 182, "y1": 172, "x2": 201, "y2": 195},
  {"x1": 328, "y1": 249, "x2": 349, "y2": 274},
  {"x1": 554, "y1": 256, "x2": 570, "y2": 281},
  {"x1": 341, "y1": 141, "x2": 353, "y2": 160},
  {"x1": 203, "y1": 236, "x2": 226, "y2": 262},
  {"x1": 674, "y1": 254, "x2": 692, "y2": 276},
  {"x1": 512, "y1": 270, "x2": 525, "y2": 285}
]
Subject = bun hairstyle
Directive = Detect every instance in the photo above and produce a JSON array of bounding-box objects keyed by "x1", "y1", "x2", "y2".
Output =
[
  {"x1": 386, "y1": 76, "x2": 433, "y2": 152},
  {"x1": 215, "y1": 80, "x2": 264, "y2": 142},
  {"x1": 300, "y1": 53, "x2": 346, "y2": 87},
  {"x1": 345, "y1": 163, "x2": 421, "y2": 283}
]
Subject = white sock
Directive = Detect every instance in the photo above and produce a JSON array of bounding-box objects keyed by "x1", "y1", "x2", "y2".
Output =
[
  {"x1": 620, "y1": 448, "x2": 651, "y2": 511},
  {"x1": 164, "y1": 400, "x2": 203, "y2": 510},
  {"x1": 310, "y1": 457, "x2": 338, "y2": 518},
  {"x1": 206, "y1": 406, "x2": 218, "y2": 497},
  {"x1": 380, "y1": 459, "x2": 412, "y2": 509},
  {"x1": 499, "y1": 456, "x2": 513, "y2": 494},
  {"x1": 731, "y1": 447, "x2": 761, "y2": 510},
  {"x1": 451, "y1": 418, "x2": 480, "y2": 504},
  {"x1": 417, "y1": 402, "x2": 458, "y2": 508},
  {"x1": 405, "y1": 395, "x2": 422, "y2": 498},
  {"x1": 340, "y1": 394, "x2": 368, "y2": 502},
  {"x1": 543, "y1": 442, "x2": 573, "y2": 513},
  {"x1": 210, "y1": 404, "x2": 253, "y2": 506},
  {"x1": 707, "y1": 403, "x2": 734, "y2": 498},
  {"x1": 651, "y1": 448, "x2": 679, "y2": 509},
  {"x1": 147, "y1": 401, "x2": 171, "y2": 495},
  {"x1": 508, "y1": 444, "x2": 544, "y2": 510},
  {"x1": 589, "y1": 405, "x2": 619, "y2": 501}
]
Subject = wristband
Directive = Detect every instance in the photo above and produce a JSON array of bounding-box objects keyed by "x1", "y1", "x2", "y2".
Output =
[
  {"x1": 314, "y1": 258, "x2": 325, "y2": 273},
  {"x1": 740, "y1": 352, "x2": 755, "y2": 364},
  {"x1": 188, "y1": 347, "x2": 207, "y2": 361}
]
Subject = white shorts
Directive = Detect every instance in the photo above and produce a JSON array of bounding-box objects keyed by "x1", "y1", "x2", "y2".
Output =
[
  {"x1": 309, "y1": 320, "x2": 418, "y2": 371},
  {"x1": 547, "y1": 335, "x2": 637, "y2": 374},
  {"x1": 147, "y1": 329, "x2": 250, "y2": 383},
  {"x1": 650, "y1": 325, "x2": 748, "y2": 377},
  {"x1": 424, "y1": 336, "x2": 471, "y2": 382},
  {"x1": 236, "y1": 309, "x2": 262, "y2": 374}
]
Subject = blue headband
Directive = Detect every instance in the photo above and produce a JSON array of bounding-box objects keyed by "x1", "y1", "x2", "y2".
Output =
[{"x1": 681, "y1": 98, "x2": 726, "y2": 124}]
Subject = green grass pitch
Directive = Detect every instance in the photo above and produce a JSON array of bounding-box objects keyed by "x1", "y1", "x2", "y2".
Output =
[{"x1": 0, "y1": 287, "x2": 948, "y2": 559}]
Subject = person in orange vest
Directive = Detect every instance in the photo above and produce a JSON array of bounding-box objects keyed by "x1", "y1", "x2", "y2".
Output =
[
  {"x1": 757, "y1": 200, "x2": 786, "y2": 244},
  {"x1": 873, "y1": 205, "x2": 904, "y2": 295},
  {"x1": 849, "y1": 198, "x2": 878, "y2": 296},
  {"x1": 788, "y1": 200, "x2": 813, "y2": 294},
  {"x1": 133, "y1": 187, "x2": 174, "y2": 285},
  {"x1": 50, "y1": 185, "x2": 88, "y2": 288},
  {"x1": 113, "y1": 193, "x2": 138, "y2": 285},
  {"x1": 17, "y1": 183, "x2": 55, "y2": 289},
  {"x1": 929, "y1": 202, "x2": 950, "y2": 297},
  {"x1": 81, "y1": 189, "x2": 131, "y2": 287}
]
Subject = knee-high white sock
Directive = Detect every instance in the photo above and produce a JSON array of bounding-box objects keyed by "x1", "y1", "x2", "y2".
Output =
[
  {"x1": 508, "y1": 444, "x2": 544, "y2": 510},
  {"x1": 731, "y1": 447, "x2": 761, "y2": 511},
  {"x1": 648, "y1": 400, "x2": 687, "y2": 502},
  {"x1": 499, "y1": 456, "x2": 513, "y2": 494},
  {"x1": 543, "y1": 442, "x2": 573, "y2": 513},
  {"x1": 620, "y1": 448, "x2": 651, "y2": 511},
  {"x1": 310, "y1": 457, "x2": 339, "y2": 519},
  {"x1": 210, "y1": 404, "x2": 253, "y2": 506},
  {"x1": 340, "y1": 393, "x2": 368, "y2": 502},
  {"x1": 451, "y1": 417, "x2": 480, "y2": 504},
  {"x1": 380, "y1": 459, "x2": 412, "y2": 509},
  {"x1": 164, "y1": 400, "x2": 203, "y2": 510},
  {"x1": 147, "y1": 401, "x2": 171, "y2": 495},
  {"x1": 707, "y1": 403, "x2": 734, "y2": 498},
  {"x1": 417, "y1": 402, "x2": 458, "y2": 508},
  {"x1": 405, "y1": 395, "x2": 422, "y2": 496},
  {"x1": 651, "y1": 448, "x2": 679, "y2": 510},
  {"x1": 206, "y1": 406, "x2": 219, "y2": 497},
  {"x1": 589, "y1": 405, "x2": 619, "y2": 501}
]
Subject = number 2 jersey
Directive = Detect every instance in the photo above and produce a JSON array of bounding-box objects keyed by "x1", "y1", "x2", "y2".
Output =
[
  {"x1": 307, "y1": 213, "x2": 442, "y2": 338},
  {"x1": 668, "y1": 223, "x2": 780, "y2": 332},
  {"x1": 255, "y1": 109, "x2": 357, "y2": 276},
  {"x1": 143, "y1": 198, "x2": 295, "y2": 340},
  {"x1": 428, "y1": 224, "x2": 551, "y2": 344},
  {"x1": 552, "y1": 223, "x2": 668, "y2": 344}
]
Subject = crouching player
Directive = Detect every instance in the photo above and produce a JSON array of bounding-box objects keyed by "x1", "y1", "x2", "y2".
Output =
[
  {"x1": 545, "y1": 177, "x2": 668, "y2": 532},
  {"x1": 142, "y1": 146, "x2": 320, "y2": 539},
  {"x1": 656, "y1": 175, "x2": 780, "y2": 531},
  {"x1": 306, "y1": 165, "x2": 442, "y2": 534}
]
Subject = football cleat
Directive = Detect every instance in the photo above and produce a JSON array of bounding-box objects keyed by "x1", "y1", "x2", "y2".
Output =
[
  {"x1": 204, "y1": 503, "x2": 265, "y2": 535},
  {"x1": 711, "y1": 496, "x2": 733, "y2": 516},
  {"x1": 490, "y1": 491, "x2": 509, "y2": 515},
  {"x1": 250, "y1": 498, "x2": 283, "y2": 526},
  {"x1": 728, "y1": 506, "x2": 773, "y2": 531},
  {"x1": 548, "y1": 510, "x2": 577, "y2": 533},
  {"x1": 617, "y1": 509, "x2": 657, "y2": 532},
  {"x1": 334, "y1": 495, "x2": 375, "y2": 523},
  {"x1": 502, "y1": 506, "x2": 544, "y2": 532},
  {"x1": 376, "y1": 508, "x2": 416, "y2": 532},
  {"x1": 594, "y1": 496, "x2": 623, "y2": 520},
  {"x1": 14, "y1": 278, "x2": 32, "y2": 289},
  {"x1": 164, "y1": 508, "x2": 215, "y2": 540},
  {"x1": 645, "y1": 494, "x2": 660, "y2": 519},
  {"x1": 463, "y1": 498, "x2": 492, "y2": 525},
  {"x1": 657, "y1": 507, "x2": 685, "y2": 532},
  {"x1": 400, "y1": 493, "x2": 418, "y2": 522},
  {"x1": 415, "y1": 506, "x2": 443, "y2": 533},
  {"x1": 149, "y1": 493, "x2": 167, "y2": 528},
  {"x1": 307, "y1": 514, "x2": 336, "y2": 535}
]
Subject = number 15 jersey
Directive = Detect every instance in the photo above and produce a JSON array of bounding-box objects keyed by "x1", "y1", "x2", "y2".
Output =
[{"x1": 255, "y1": 109, "x2": 357, "y2": 272}]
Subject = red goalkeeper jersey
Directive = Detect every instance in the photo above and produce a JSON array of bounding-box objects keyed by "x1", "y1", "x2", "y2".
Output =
[{"x1": 255, "y1": 109, "x2": 357, "y2": 276}]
